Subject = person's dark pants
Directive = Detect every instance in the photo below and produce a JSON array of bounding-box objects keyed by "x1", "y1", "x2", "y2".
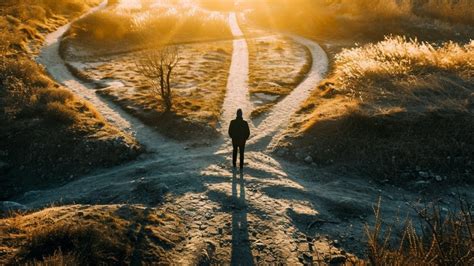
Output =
[{"x1": 232, "y1": 139, "x2": 246, "y2": 168}]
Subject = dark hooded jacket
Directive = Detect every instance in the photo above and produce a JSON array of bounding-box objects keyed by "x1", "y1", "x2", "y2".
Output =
[{"x1": 228, "y1": 117, "x2": 250, "y2": 143}]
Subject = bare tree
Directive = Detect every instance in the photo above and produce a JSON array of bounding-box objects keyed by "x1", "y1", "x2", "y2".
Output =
[{"x1": 136, "y1": 45, "x2": 180, "y2": 112}]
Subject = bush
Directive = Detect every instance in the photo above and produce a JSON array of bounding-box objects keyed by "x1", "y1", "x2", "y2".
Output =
[{"x1": 44, "y1": 102, "x2": 77, "y2": 124}]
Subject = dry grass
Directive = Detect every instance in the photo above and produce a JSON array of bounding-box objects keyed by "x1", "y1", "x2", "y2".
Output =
[
  {"x1": 412, "y1": 0, "x2": 474, "y2": 25},
  {"x1": 0, "y1": 0, "x2": 141, "y2": 200},
  {"x1": 282, "y1": 36, "x2": 473, "y2": 182},
  {"x1": 0, "y1": 205, "x2": 185, "y2": 264},
  {"x1": 65, "y1": 4, "x2": 232, "y2": 53},
  {"x1": 244, "y1": 0, "x2": 473, "y2": 42},
  {"x1": 198, "y1": 0, "x2": 236, "y2": 11},
  {"x1": 366, "y1": 197, "x2": 473, "y2": 264},
  {"x1": 333, "y1": 36, "x2": 473, "y2": 110},
  {"x1": 68, "y1": 41, "x2": 232, "y2": 139},
  {"x1": 247, "y1": 36, "x2": 312, "y2": 118},
  {"x1": 0, "y1": 0, "x2": 101, "y2": 55}
]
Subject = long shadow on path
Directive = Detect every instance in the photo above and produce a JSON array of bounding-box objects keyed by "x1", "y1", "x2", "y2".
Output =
[{"x1": 231, "y1": 170, "x2": 254, "y2": 265}]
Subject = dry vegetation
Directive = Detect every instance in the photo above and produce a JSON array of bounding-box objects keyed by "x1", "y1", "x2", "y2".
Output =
[
  {"x1": 64, "y1": 41, "x2": 232, "y2": 140},
  {"x1": 0, "y1": 204, "x2": 185, "y2": 264},
  {"x1": 282, "y1": 36, "x2": 473, "y2": 183},
  {"x1": 0, "y1": 0, "x2": 102, "y2": 55},
  {"x1": 244, "y1": 0, "x2": 473, "y2": 42},
  {"x1": 366, "y1": 198, "x2": 473, "y2": 264},
  {"x1": 57, "y1": 2, "x2": 235, "y2": 140},
  {"x1": 198, "y1": 0, "x2": 236, "y2": 11},
  {"x1": 247, "y1": 36, "x2": 312, "y2": 118},
  {"x1": 0, "y1": 0, "x2": 141, "y2": 200},
  {"x1": 63, "y1": 3, "x2": 232, "y2": 54}
]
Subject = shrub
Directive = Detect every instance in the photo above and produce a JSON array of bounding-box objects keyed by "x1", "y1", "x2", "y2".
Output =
[{"x1": 44, "y1": 102, "x2": 77, "y2": 124}]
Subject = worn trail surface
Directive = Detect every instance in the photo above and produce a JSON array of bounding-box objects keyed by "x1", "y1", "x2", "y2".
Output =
[{"x1": 24, "y1": 5, "x2": 459, "y2": 264}]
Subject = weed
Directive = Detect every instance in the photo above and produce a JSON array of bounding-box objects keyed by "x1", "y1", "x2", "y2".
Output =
[{"x1": 366, "y1": 197, "x2": 473, "y2": 264}]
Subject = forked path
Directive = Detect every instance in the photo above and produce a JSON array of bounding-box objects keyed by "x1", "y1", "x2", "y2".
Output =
[
  {"x1": 248, "y1": 35, "x2": 328, "y2": 150},
  {"x1": 36, "y1": 1, "x2": 179, "y2": 155},
  {"x1": 25, "y1": 6, "x2": 436, "y2": 264}
]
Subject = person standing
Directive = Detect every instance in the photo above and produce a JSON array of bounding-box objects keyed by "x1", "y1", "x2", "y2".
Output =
[{"x1": 228, "y1": 109, "x2": 250, "y2": 169}]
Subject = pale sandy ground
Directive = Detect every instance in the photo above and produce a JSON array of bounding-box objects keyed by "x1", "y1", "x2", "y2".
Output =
[{"x1": 23, "y1": 2, "x2": 473, "y2": 264}]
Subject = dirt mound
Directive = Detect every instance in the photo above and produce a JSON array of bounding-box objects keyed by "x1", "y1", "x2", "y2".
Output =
[
  {"x1": 279, "y1": 108, "x2": 474, "y2": 185},
  {"x1": 0, "y1": 204, "x2": 185, "y2": 264}
]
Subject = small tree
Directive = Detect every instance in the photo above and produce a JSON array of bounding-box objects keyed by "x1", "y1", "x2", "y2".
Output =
[{"x1": 136, "y1": 45, "x2": 180, "y2": 112}]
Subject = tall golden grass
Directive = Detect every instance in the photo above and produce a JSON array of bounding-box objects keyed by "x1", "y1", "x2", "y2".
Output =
[
  {"x1": 0, "y1": 0, "x2": 101, "y2": 55},
  {"x1": 135, "y1": 7, "x2": 232, "y2": 44},
  {"x1": 333, "y1": 36, "x2": 473, "y2": 107},
  {"x1": 366, "y1": 197, "x2": 473, "y2": 265},
  {"x1": 292, "y1": 36, "x2": 473, "y2": 183},
  {"x1": 68, "y1": 6, "x2": 232, "y2": 48},
  {"x1": 0, "y1": 0, "x2": 104, "y2": 124},
  {"x1": 333, "y1": 0, "x2": 473, "y2": 24},
  {"x1": 245, "y1": 0, "x2": 473, "y2": 40}
]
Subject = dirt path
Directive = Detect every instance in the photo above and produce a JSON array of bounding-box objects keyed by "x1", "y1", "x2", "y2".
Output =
[
  {"x1": 36, "y1": 1, "x2": 182, "y2": 155},
  {"x1": 24, "y1": 5, "x2": 469, "y2": 264},
  {"x1": 247, "y1": 35, "x2": 328, "y2": 151},
  {"x1": 219, "y1": 12, "x2": 254, "y2": 134}
]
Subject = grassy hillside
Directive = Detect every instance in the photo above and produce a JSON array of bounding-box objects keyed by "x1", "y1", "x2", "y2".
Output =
[
  {"x1": 0, "y1": 204, "x2": 184, "y2": 264},
  {"x1": 62, "y1": 3, "x2": 232, "y2": 54},
  {"x1": 241, "y1": 0, "x2": 474, "y2": 184},
  {"x1": 244, "y1": 0, "x2": 473, "y2": 42},
  {"x1": 280, "y1": 36, "x2": 473, "y2": 184},
  {"x1": 0, "y1": 0, "x2": 141, "y2": 200}
]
